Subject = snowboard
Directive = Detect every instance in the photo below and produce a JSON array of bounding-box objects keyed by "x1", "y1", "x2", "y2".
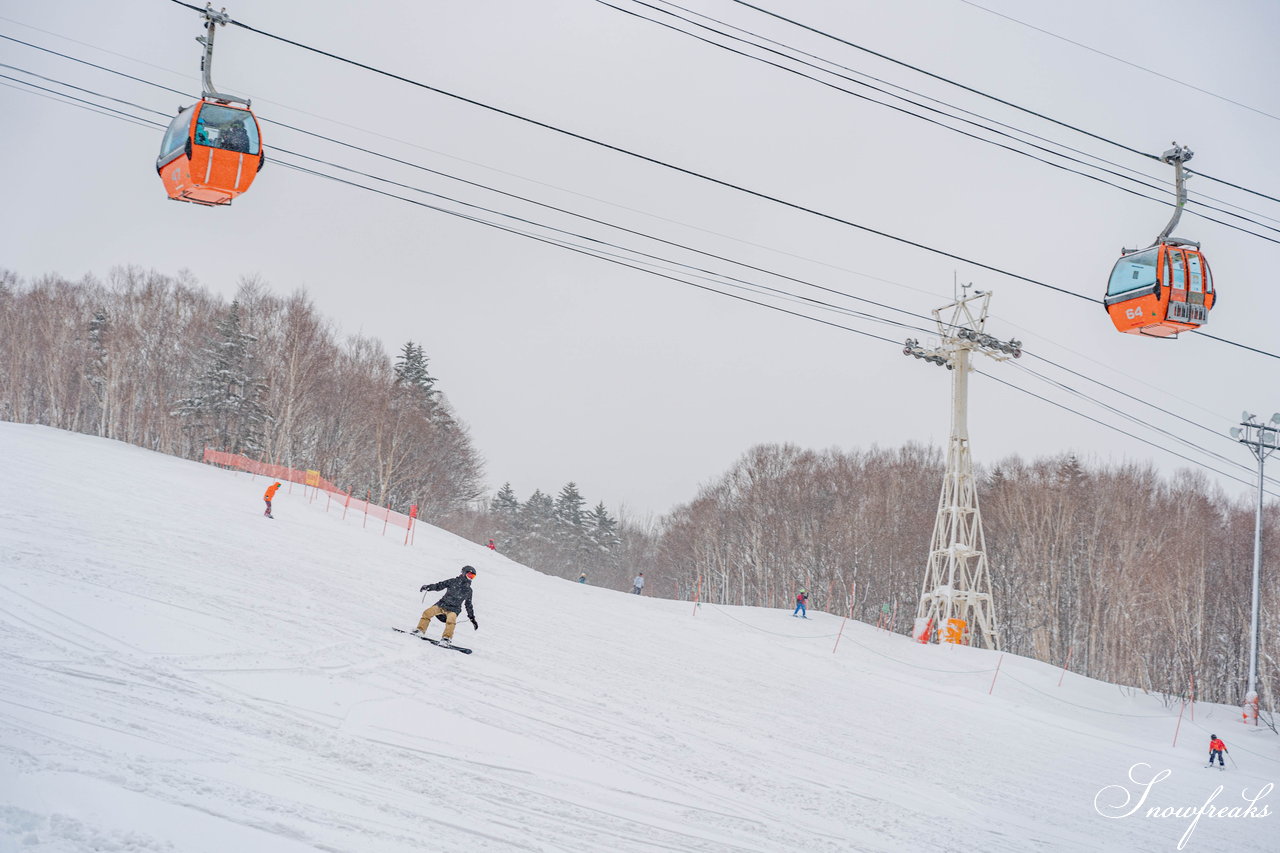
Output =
[{"x1": 392, "y1": 627, "x2": 472, "y2": 654}]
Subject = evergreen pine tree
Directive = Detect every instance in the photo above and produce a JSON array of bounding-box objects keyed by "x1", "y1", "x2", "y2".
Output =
[
  {"x1": 393, "y1": 341, "x2": 439, "y2": 415},
  {"x1": 554, "y1": 482, "x2": 586, "y2": 537},
  {"x1": 522, "y1": 489, "x2": 556, "y2": 544},
  {"x1": 490, "y1": 482, "x2": 522, "y2": 550},
  {"x1": 491, "y1": 482, "x2": 520, "y2": 515},
  {"x1": 587, "y1": 501, "x2": 621, "y2": 552},
  {"x1": 585, "y1": 501, "x2": 622, "y2": 578},
  {"x1": 173, "y1": 301, "x2": 272, "y2": 455}
]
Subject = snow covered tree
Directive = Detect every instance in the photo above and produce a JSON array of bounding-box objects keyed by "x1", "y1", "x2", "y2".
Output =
[
  {"x1": 554, "y1": 482, "x2": 586, "y2": 537},
  {"x1": 491, "y1": 482, "x2": 520, "y2": 515},
  {"x1": 393, "y1": 341, "x2": 439, "y2": 415},
  {"x1": 85, "y1": 309, "x2": 110, "y2": 437},
  {"x1": 522, "y1": 490, "x2": 556, "y2": 543},
  {"x1": 490, "y1": 482, "x2": 522, "y2": 550},
  {"x1": 587, "y1": 501, "x2": 621, "y2": 553},
  {"x1": 173, "y1": 300, "x2": 272, "y2": 456}
]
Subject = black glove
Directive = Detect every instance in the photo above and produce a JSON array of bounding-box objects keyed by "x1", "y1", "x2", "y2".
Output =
[
  {"x1": 470, "y1": 618, "x2": 479, "y2": 630},
  {"x1": 420, "y1": 585, "x2": 429, "y2": 592}
]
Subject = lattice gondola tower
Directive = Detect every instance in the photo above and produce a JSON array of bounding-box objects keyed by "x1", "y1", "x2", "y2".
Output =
[{"x1": 902, "y1": 288, "x2": 1020, "y2": 650}]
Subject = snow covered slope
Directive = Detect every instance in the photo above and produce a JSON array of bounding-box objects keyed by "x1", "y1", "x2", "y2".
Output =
[{"x1": 0, "y1": 423, "x2": 1275, "y2": 852}]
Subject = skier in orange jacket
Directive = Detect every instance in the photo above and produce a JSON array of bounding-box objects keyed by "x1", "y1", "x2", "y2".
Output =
[{"x1": 263, "y1": 482, "x2": 282, "y2": 518}]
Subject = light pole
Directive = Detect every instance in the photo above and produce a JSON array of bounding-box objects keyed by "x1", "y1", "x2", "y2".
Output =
[{"x1": 1230, "y1": 411, "x2": 1279, "y2": 724}]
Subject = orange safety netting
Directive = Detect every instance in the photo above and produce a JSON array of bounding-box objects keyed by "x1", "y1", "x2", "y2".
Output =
[{"x1": 202, "y1": 448, "x2": 417, "y2": 533}]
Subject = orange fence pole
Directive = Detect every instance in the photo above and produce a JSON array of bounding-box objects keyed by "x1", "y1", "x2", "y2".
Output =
[
  {"x1": 1057, "y1": 646, "x2": 1074, "y2": 687},
  {"x1": 833, "y1": 582, "x2": 855, "y2": 654},
  {"x1": 382, "y1": 502, "x2": 390, "y2": 536},
  {"x1": 988, "y1": 654, "x2": 1004, "y2": 695},
  {"x1": 405, "y1": 504, "x2": 418, "y2": 546},
  {"x1": 363, "y1": 490, "x2": 370, "y2": 528}
]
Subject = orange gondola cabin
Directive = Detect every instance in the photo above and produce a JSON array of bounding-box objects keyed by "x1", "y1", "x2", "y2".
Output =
[
  {"x1": 1105, "y1": 242, "x2": 1215, "y2": 337},
  {"x1": 1104, "y1": 143, "x2": 1216, "y2": 338},
  {"x1": 157, "y1": 100, "x2": 264, "y2": 206}
]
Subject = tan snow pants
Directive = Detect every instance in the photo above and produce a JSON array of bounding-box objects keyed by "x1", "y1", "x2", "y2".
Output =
[{"x1": 417, "y1": 605, "x2": 459, "y2": 639}]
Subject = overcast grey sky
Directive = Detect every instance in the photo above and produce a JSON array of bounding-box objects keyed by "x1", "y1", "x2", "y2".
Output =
[{"x1": 2, "y1": 0, "x2": 1279, "y2": 518}]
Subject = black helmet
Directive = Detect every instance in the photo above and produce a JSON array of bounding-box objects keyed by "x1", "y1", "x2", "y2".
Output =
[
  {"x1": 462, "y1": 565, "x2": 477, "y2": 576},
  {"x1": 1211, "y1": 734, "x2": 1217, "y2": 739}
]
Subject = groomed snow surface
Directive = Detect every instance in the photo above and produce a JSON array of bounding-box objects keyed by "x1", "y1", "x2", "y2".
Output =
[{"x1": 1, "y1": 423, "x2": 1275, "y2": 852}]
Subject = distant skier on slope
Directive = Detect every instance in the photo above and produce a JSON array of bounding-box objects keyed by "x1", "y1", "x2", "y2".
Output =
[
  {"x1": 793, "y1": 588, "x2": 808, "y2": 618},
  {"x1": 263, "y1": 481, "x2": 281, "y2": 518},
  {"x1": 632, "y1": 573, "x2": 645, "y2": 595},
  {"x1": 1208, "y1": 734, "x2": 1228, "y2": 768},
  {"x1": 413, "y1": 565, "x2": 478, "y2": 645}
]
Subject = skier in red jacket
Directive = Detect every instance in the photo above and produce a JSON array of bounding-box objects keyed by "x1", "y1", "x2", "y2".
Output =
[{"x1": 1208, "y1": 735, "x2": 1228, "y2": 768}]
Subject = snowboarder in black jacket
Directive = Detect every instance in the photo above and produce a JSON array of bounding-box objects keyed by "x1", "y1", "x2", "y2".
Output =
[{"x1": 413, "y1": 565, "x2": 478, "y2": 644}]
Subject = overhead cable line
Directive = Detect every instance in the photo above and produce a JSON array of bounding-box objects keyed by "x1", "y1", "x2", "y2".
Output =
[
  {"x1": 0, "y1": 71, "x2": 166, "y2": 130},
  {"x1": 153, "y1": 4, "x2": 1279, "y2": 360},
  {"x1": 7, "y1": 62, "x2": 1265, "y2": 496},
  {"x1": 272, "y1": 154, "x2": 1280, "y2": 496},
  {"x1": 264, "y1": 125, "x2": 939, "y2": 334},
  {"x1": 10, "y1": 38, "x2": 1280, "y2": 417},
  {"x1": 1007, "y1": 358, "x2": 1275, "y2": 488},
  {"x1": 1022, "y1": 351, "x2": 1250, "y2": 451},
  {"x1": 0, "y1": 75, "x2": 158, "y2": 130},
  {"x1": 596, "y1": 2, "x2": 1168, "y2": 197},
  {"x1": 729, "y1": 0, "x2": 1155, "y2": 159},
  {"x1": 233, "y1": 150, "x2": 1280, "y2": 494},
  {"x1": 613, "y1": 0, "x2": 1280, "y2": 240},
  {"x1": 271, "y1": 157, "x2": 911, "y2": 348},
  {"x1": 265, "y1": 144, "x2": 939, "y2": 340},
  {"x1": 976, "y1": 370, "x2": 1280, "y2": 499},
  {"x1": 155, "y1": 1, "x2": 1103, "y2": 304},
  {"x1": 649, "y1": 0, "x2": 1280, "y2": 232},
  {"x1": 956, "y1": 0, "x2": 1280, "y2": 125},
  {"x1": 0, "y1": 33, "x2": 940, "y2": 334},
  {"x1": 2, "y1": 57, "x2": 922, "y2": 347},
  {"x1": 29, "y1": 16, "x2": 1266, "y2": 246},
  {"x1": 0, "y1": 28, "x2": 970, "y2": 298},
  {"x1": 729, "y1": 0, "x2": 1280, "y2": 206},
  {"x1": 0, "y1": 53, "x2": 1262, "y2": 464},
  {"x1": 21, "y1": 32, "x2": 1278, "y2": 369}
]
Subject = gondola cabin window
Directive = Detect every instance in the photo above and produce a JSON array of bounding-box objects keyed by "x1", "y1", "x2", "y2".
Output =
[
  {"x1": 1107, "y1": 247, "x2": 1159, "y2": 298},
  {"x1": 194, "y1": 104, "x2": 259, "y2": 154},
  {"x1": 158, "y1": 106, "x2": 194, "y2": 169}
]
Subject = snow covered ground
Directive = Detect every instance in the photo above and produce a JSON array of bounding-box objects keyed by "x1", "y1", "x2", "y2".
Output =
[{"x1": 0, "y1": 422, "x2": 1275, "y2": 852}]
